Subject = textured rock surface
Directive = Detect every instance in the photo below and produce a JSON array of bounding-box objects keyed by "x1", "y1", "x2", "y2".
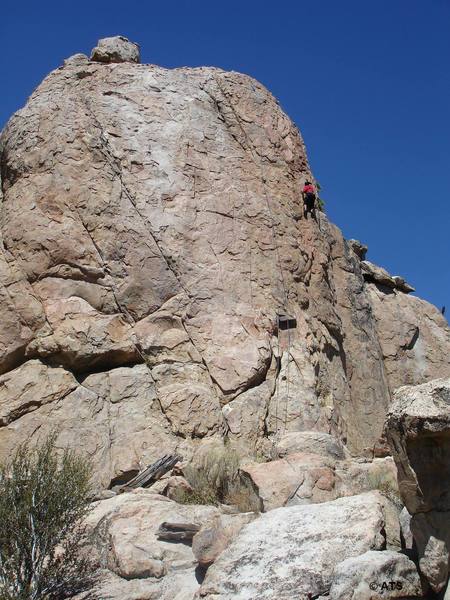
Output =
[
  {"x1": 368, "y1": 287, "x2": 450, "y2": 391},
  {"x1": 241, "y1": 451, "x2": 337, "y2": 510},
  {"x1": 399, "y1": 506, "x2": 414, "y2": 550},
  {"x1": 385, "y1": 377, "x2": 450, "y2": 592},
  {"x1": 90, "y1": 36, "x2": 140, "y2": 63},
  {"x1": 85, "y1": 489, "x2": 219, "y2": 598},
  {"x1": 361, "y1": 260, "x2": 397, "y2": 288},
  {"x1": 328, "y1": 550, "x2": 422, "y2": 599},
  {"x1": 198, "y1": 492, "x2": 386, "y2": 599},
  {"x1": 192, "y1": 512, "x2": 256, "y2": 567},
  {"x1": 347, "y1": 238, "x2": 367, "y2": 260},
  {"x1": 418, "y1": 536, "x2": 449, "y2": 594},
  {"x1": 274, "y1": 430, "x2": 347, "y2": 459},
  {"x1": 0, "y1": 36, "x2": 449, "y2": 484},
  {"x1": 0, "y1": 360, "x2": 200, "y2": 486},
  {"x1": 241, "y1": 451, "x2": 402, "y2": 550}
]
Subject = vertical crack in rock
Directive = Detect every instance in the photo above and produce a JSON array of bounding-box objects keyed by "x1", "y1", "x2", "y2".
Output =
[
  {"x1": 72, "y1": 204, "x2": 139, "y2": 331},
  {"x1": 79, "y1": 94, "x2": 192, "y2": 303}
]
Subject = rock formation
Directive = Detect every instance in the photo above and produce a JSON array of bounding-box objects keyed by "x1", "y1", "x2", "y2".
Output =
[
  {"x1": 1, "y1": 35, "x2": 449, "y2": 600},
  {"x1": 1, "y1": 37, "x2": 448, "y2": 484},
  {"x1": 385, "y1": 377, "x2": 450, "y2": 593},
  {"x1": 198, "y1": 492, "x2": 390, "y2": 599}
]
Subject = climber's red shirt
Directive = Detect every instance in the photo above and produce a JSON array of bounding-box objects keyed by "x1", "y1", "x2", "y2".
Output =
[{"x1": 303, "y1": 184, "x2": 315, "y2": 194}]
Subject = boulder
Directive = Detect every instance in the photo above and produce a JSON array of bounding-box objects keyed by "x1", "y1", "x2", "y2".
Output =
[
  {"x1": 198, "y1": 491, "x2": 386, "y2": 599},
  {"x1": 241, "y1": 449, "x2": 402, "y2": 539},
  {"x1": 392, "y1": 275, "x2": 415, "y2": 293},
  {"x1": 84, "y1": 569, "x2": 199, "y2": 600},
  {"x1": 240, "y1": 451, "x2": 337, "y2": 511},
  {"x1": 163, "y1": 475, "x2": 193, "y2": 501},
  {"x1": 399, "y1": 506, "x2": 414, "y2": 551},
  {"x1": 385, "y1": 377, "x2": 450, "y2": 592},
  {"x1": 334, "y1": 456, "x2": 399, "y2": 500},
  {"x1": 192, "y1": 512, "x2": 256, "y2": 567},
  {"x1": 63, "y1": 53, "x2": 89, "y2": 67},
  {"x1": 418, "y1": 536, "x2": 449, "y2": 594},
  {"x1": 85, "y1": 489, "x2": 219, "y2": 597},
  {"x1": 90, "y1": 36, "x2": 140, "y2": 63},
  {"x1": 328, "y1": 550, "x2": 422, "y2": 599}
]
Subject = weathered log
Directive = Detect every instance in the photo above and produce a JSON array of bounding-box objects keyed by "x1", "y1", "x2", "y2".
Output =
[
  {"x1": 118, "y1": 454, "x2": 182, "y2": 493},
  {"x1": 157, "y1": 521, "x2": 201, "y2": 542}
]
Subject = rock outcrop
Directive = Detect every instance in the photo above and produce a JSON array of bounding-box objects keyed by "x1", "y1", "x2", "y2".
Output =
[
  {"x1": 0, "y1": 36, "x2": 449, "y2": 485},
  {"x1": 198, "y1": 492, "x2": 388, "y2": 599},
  {"x1": 385, "y1": 377, "x2": 450, "y2": 593},
  {"x1": 240, "y1": 441, "x2": 402, "y2": 522},
  {"x1": 2, "y1": 35, "x2": 450, "y2": 600},
  {"x1": 81, "y1": 489, "x2": 407, "y2": 599},
  {"x1": 192, "y1": 512, "x2": 257, "y2": 567}
]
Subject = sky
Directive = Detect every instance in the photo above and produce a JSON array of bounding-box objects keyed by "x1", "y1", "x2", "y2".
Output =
[{"x1": 1, "y1": 0, "x2": 449, "y2": 311}]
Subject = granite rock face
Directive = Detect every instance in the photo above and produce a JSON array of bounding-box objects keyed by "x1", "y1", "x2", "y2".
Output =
[
  {"x1": 385, "y1": 377, "x2": 450, "y2": 592},
  {"x1": 0, "y1": 360, "x2": 205, "y2": 486},
  {"x1": 367, "y1": 286, "x2": 450, "y2": 392},
  {"x1": 0, "y1": 37, "x2": 449, "y2": 486}
]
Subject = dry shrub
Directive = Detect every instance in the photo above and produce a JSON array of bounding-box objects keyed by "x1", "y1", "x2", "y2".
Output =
[{"x1": 174, "y1": 444, "x2": 257, "y2": 512}]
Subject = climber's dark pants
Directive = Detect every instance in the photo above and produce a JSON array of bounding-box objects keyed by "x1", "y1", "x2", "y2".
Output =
[{"x1": 304, "y1": 193, "x2": 316, "y2": 218}]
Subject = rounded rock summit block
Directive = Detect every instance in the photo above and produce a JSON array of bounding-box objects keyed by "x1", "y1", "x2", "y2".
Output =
[{"x1": 90, "y1": 35, "x2": 140, "y2": 63}]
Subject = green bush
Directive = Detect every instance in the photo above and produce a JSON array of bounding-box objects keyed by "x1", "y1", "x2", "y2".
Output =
[
  {"x1": 0, "y1": 436, "x2": 98, "y2": 600},
  {"x1": 317, "y1": 197, "x2": 325, "y2": 211}
]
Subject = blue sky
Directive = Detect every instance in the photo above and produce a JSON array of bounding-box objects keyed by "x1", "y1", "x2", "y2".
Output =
[{"x1": 1, "y1": 0, "x2": 449, "y2": 311}]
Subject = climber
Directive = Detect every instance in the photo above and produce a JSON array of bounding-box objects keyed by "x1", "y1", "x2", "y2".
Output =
[{"x1": 302, "y1": 181, "x2": 316, "y2": 219}]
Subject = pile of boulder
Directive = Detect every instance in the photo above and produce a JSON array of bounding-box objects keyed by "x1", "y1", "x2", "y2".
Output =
[{"x1": 78, "y1": 377, "x2": 450, "y2": 599}]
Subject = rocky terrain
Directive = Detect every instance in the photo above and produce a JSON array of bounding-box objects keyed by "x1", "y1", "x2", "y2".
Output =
[{"x1": 1, "y1": 36, "x2": 449, "y2": 599}]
